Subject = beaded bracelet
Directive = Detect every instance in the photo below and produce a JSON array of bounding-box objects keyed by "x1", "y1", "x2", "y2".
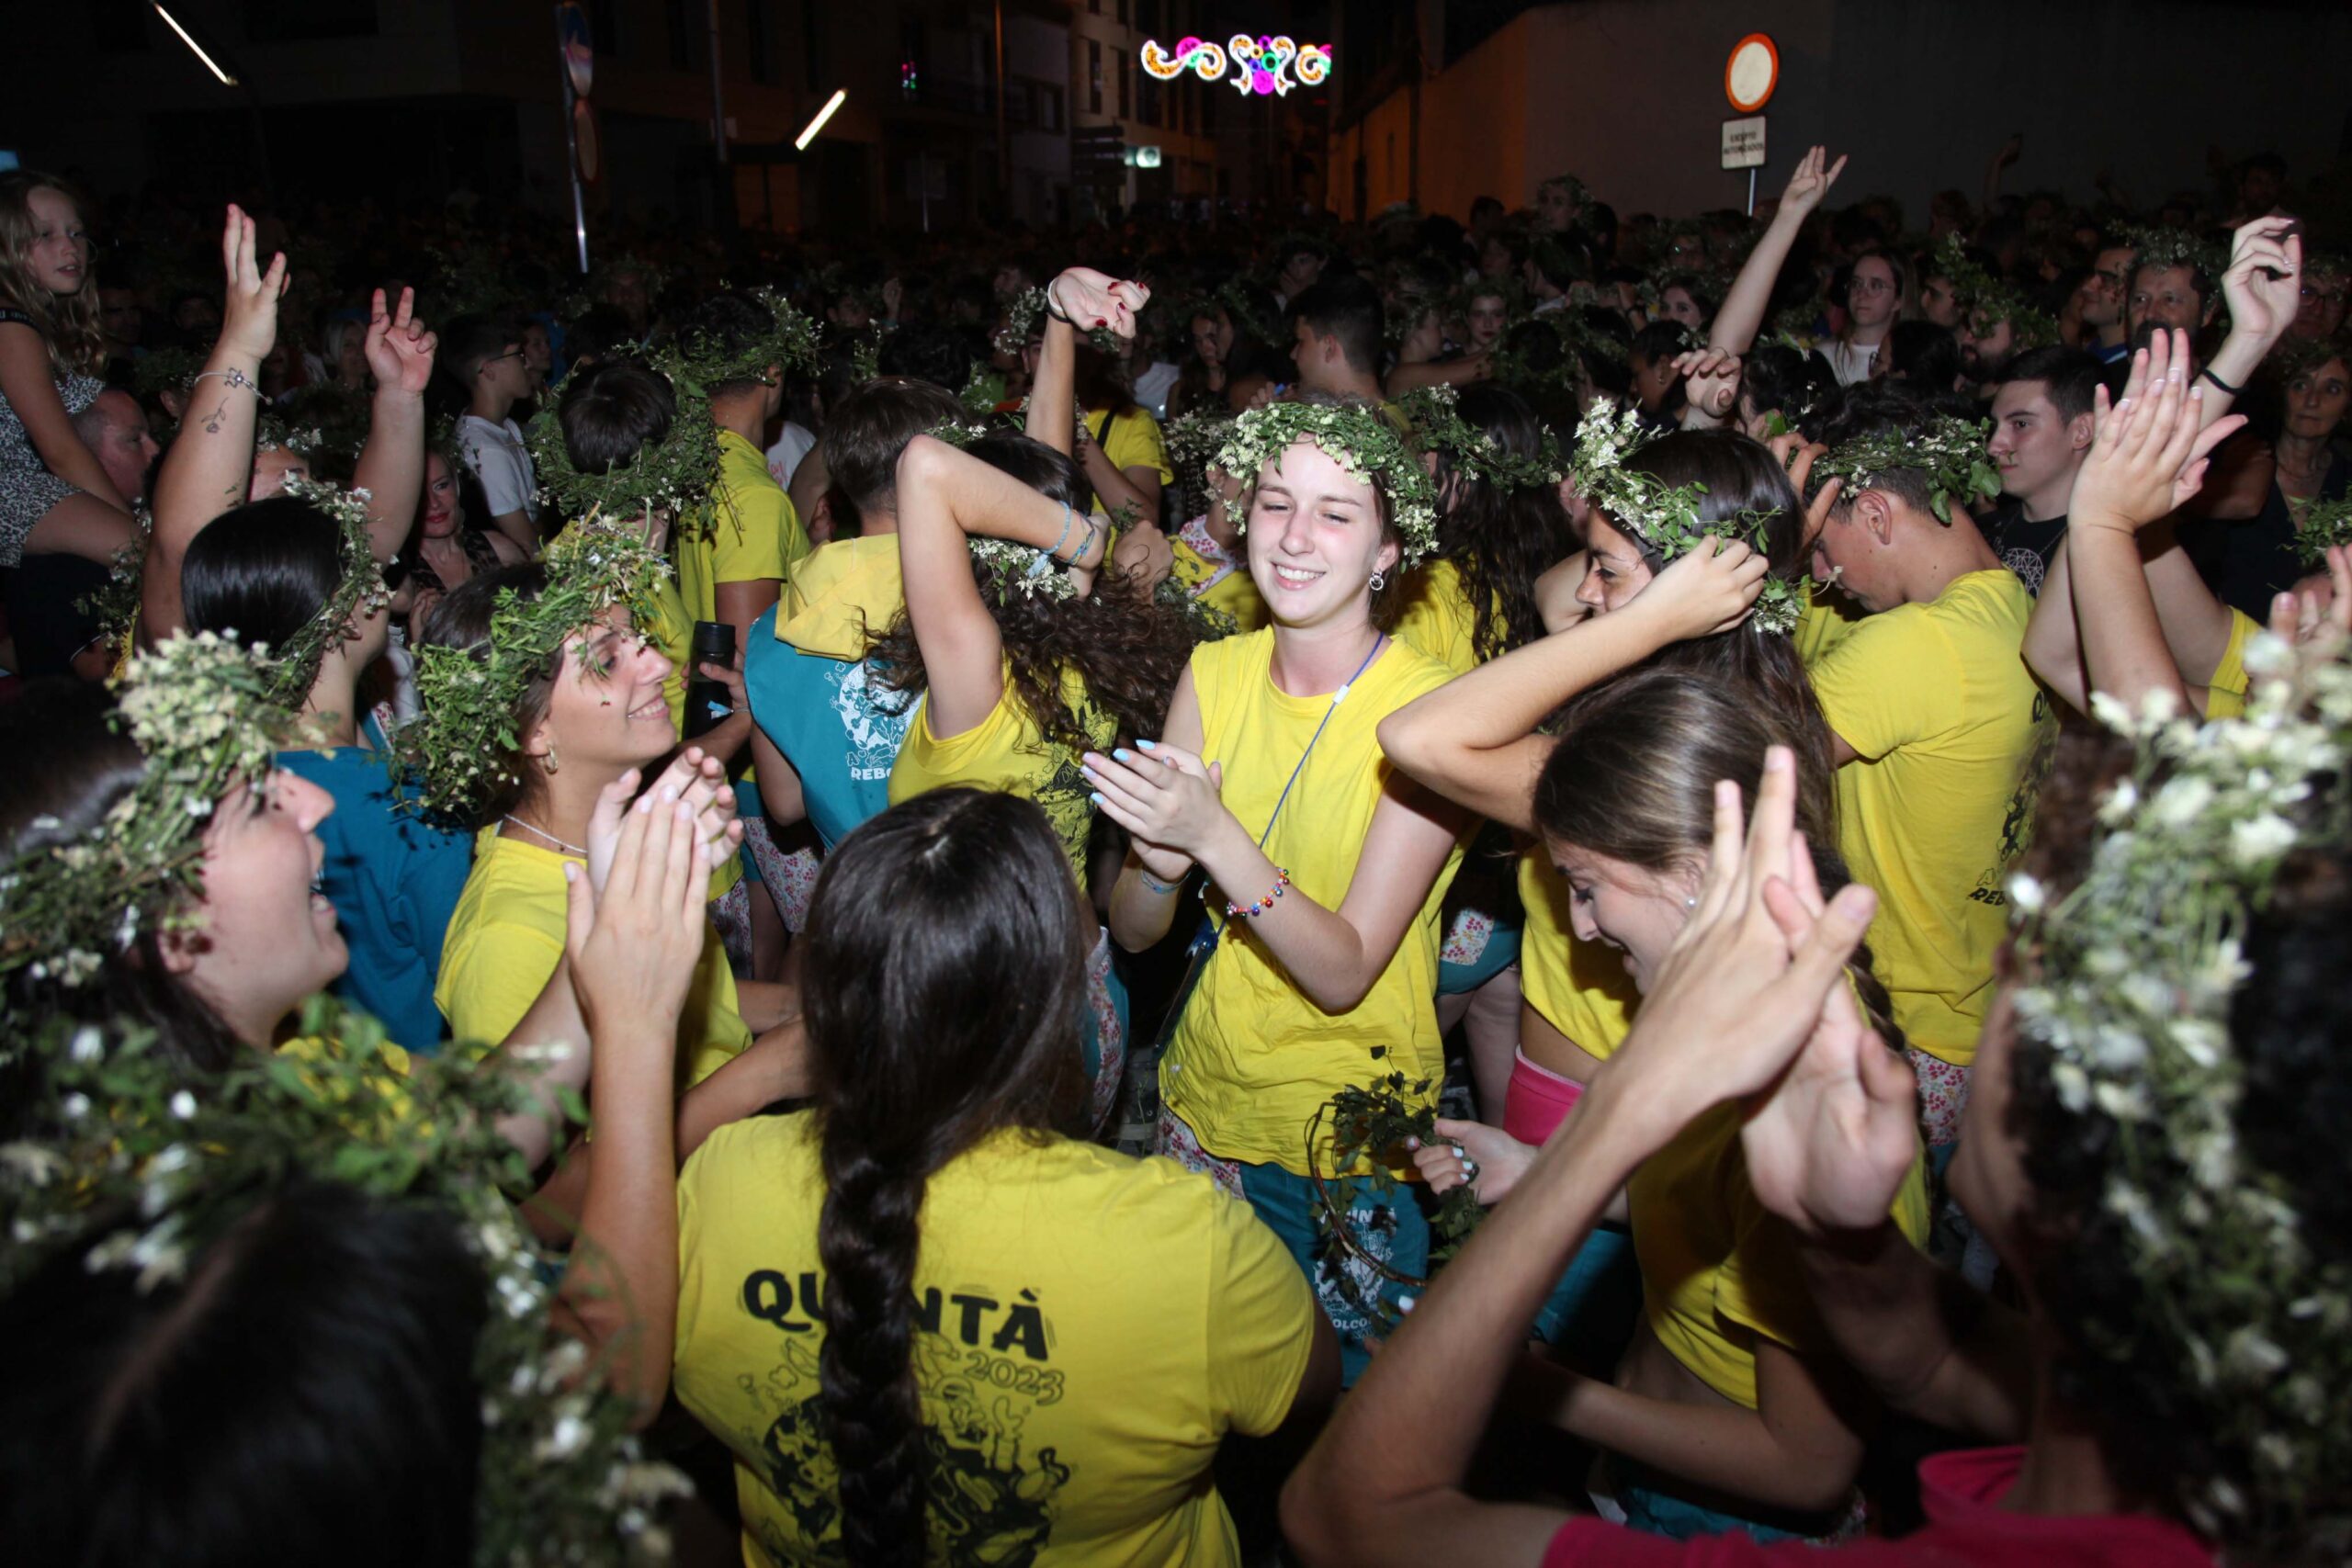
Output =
[{"x1": 1225, "y1": 868, "x2": 1291, "y2": 919}]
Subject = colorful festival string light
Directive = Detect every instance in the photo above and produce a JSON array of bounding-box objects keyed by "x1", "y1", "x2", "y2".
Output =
[{"x1": 1142, "y1": 35, "x2": 1331, "y2": 96}]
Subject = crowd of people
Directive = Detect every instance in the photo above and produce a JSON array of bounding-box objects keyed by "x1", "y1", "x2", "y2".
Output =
[{"x1": 0, "y1": 135, "x2": 2348, "y2": 1567}]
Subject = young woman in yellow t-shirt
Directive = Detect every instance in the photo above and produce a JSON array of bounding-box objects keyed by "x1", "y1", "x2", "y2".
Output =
[
  {"x1": 655, "y1": 789, "x2": 1337, "y2": 1567},
  {"x1": 872, "y1": 426, "x2": 1194, "y2": 1131},
  {"x1": 1088, "y1": 398, "x2": 1469, "y2": 1379}
]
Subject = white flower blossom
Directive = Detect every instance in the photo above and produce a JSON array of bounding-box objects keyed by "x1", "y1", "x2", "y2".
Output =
[{"x1": 169, "y1": 1090, "x2": 197, "y2": 1120}]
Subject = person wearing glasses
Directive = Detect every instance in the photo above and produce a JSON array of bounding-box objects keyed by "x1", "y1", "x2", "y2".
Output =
[{"x1": 443, "y1": 314, "x2": 540, "y2": 558}]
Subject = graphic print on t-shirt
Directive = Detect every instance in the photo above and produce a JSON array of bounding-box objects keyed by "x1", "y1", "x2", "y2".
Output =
[
  {"x1": 734, "y1": 1267, "x2": 1074, "y2": 1566},
  {"x1": 826, "y1": 656, "x2": 919, "y2": 784}
]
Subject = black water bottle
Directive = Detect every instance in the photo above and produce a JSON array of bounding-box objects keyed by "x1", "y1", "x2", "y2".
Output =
[{"x1": 684, "y1": 620, "x2": 737, "y2": 739}]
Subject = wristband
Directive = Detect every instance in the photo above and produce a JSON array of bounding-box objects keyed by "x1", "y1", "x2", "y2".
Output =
[
  {"x1": 1043, "y1": 499, "x2": 1074, "y2": 564},
  {"x1": 1224, "y1": 869, "x2": 1291, "y2": 919},
  {"x1": 2199, "y1": 366, "x2": 2243, "y2": 397},
  {"x1": 1136, "y1": 867, "x2": 1183, "y2": 895}
]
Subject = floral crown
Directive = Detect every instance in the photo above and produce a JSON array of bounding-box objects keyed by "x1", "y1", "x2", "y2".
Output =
[
  {"x1": 967, "y1": 537, "x2": 1079, "y2": 604},
  {"x1": 1927, "y1": 234, "x2": 2059, "y2": 350},
  {"x1": 1398, "y1": 384, "x2": 1565, "y2": 491},
  {"x1": 2007, "y1": 638, "x2": 2352, "y2": 1541},
  {"x1": 675, "y1": 287, "x2": 822, "y2": 389},
  {"x1": 1213, "y1": 278, "x2": 1284, "y2": 349},
  {"x1": 1161, "y1": 406, "x2": 1236, "y2": 498},
  {"x1": 526, "y1": 354, "x2": 722, "y2": 528},
  {"x1": 1813, "y1": 412, "x2": 2001, "y2": 525},
  {"x1": 1486, "y1": 311, "x2": 1626, "y2": 402},
  {"x1": 2122, "y1": 224, "x2": 2225, "y2": 281},
  {"x1": 254, "y1": 414, "x2": 324, "y2": 456},
  {"x1": 1568, "y1": 400, "x2": 1804, "y2": 636},
  {"x1": 1214, "y1": 400, "x2": 1442, "y2": 570},
  {"x1": 0, "y1": 634, "x2": 298, "y2": 1008},
  {"x1": 399, "y1": 517, "x2": 673, "y2": 820},
  {"x1": 0, "y1": 1002, "x2": 689, "y2": 1566},
  {"x1": 269, "y1": 474, "x2": 391, "y2": 705},
  {"x1": 995, "y1": 287, "x2": 1048, "y2": 355},
  {"x1": 845, "y1": 322, "x2": 888, "y2": 385}
]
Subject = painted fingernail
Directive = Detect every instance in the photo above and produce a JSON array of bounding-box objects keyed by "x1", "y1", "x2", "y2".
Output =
[
  {"x1": 1113, "y1": 748, "x2": 1132, "y2": 762},
  {"x1": 1089, "y1": 791, "x2": 1105, "y2": 806},
  {"x1": 661, "y1": 785, "x2": 680, "y2": 803},
  {"x1": 635, "y1": 793, "x2": 653, "y2": 814},
  {"x1": 1137, "y1": 738, "x2": 1158, "y2": 750},
  {"x1": 1396, "y1": 1294, "x2": 1418, "y2": 1314}
]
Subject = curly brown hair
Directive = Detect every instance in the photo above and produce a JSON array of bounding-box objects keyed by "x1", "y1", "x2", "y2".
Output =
[{"x1": 865, "y1": 432, "x2": 1195, "y2": 756}]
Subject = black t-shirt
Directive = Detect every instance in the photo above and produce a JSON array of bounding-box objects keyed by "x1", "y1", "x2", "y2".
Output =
[{"x1": 1981, "y1": 501, "x2": 2066, "y2": 597}]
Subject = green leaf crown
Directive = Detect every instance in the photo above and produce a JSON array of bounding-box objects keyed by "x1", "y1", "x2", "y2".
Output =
[
  {"x1": 1397, "y1": 383, "x2": 1565, "y2": 491},
  {"x1": 1567, "y1": 400, "x2": 1804, "y2": 636},
  {"x1": 2007, "y1": 639, "x2": 2352, "y2": 1541},
  {"x1": 399, "y1": 517, "x2": 673, "y2": 820},
  {"x1": 1813, "y1": 412, "x2": 2001, "y2": 525},
  {"x1": 526, "y1": 354, "x2": 723, "y2": 528},
  {"x1": 0, "y1": 634, "x2": 300, "y2": 1007},
  {"x1": 269, "y1": 474, "x2": 391, "y2": 707},
  {"x1": 1212, "y1": 400, "x2": 1442, "y2": 570},
  {"x1": 0, "y1": 1002, "x2": 691, "y2": 1567},
  {"x1": 675, "y1": 287, "x2": 823, "y2": 389}
]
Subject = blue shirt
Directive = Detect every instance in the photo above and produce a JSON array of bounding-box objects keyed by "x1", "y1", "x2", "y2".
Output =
[
  {"x1": 742, "y1": 603, "x2": 922, "y2": 851},
  {"x1": 277, "y1": 721, "x2": 474, "y2": 1054}
]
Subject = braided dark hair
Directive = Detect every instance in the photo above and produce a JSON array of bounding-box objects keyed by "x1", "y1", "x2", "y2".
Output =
[
  {"x1": 1428, "y1": 383, "x2": 1576, "y2": 664},
  {"x1": 804, "y1": 789, "x2": 1090, "y2": 1564}
]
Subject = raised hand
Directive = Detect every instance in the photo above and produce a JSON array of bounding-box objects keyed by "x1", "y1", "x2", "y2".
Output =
[
  {"x1": 563, "y1": 785, "x2": 711, "y2": 1052},
  {"x1": 2068, "y1": 329, "x2": 2246, "y2": 533},
  {"x1": 1634, "y1": 535, "x2": 1769, "y2": 640},
  {"x1": 2219, "y1": 217, "x2": 2301, "y2": 346},
  {"x1": 1778, "y1": 146, "x2": 1849, "y2": 223},
  {"x1": 1110, "y1": 514, "x2": 1176, "y2": 593},
  {"x1": 1048, "y1": 266, "x2": 1150, "y2": 340},
  {"x1": 1674, "y1": 346, "x2": 1744, "y2": 422},
  {"x1": 1082, "y1": 738, "x2": 1228, "y2": 863},
  {"x1": 2267, "y1": 544, "x2": 2352, "y2": 654},
  {"x1": 363, "y1": 286, "x2": 437, "y2": 397},
  {"x1": 217, "y1": 203, "x2": 288, "y2": 366}
]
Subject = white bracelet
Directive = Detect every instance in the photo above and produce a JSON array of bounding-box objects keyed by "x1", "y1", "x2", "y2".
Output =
[{"x1": 191, "y1": 367, "x2": 272, "y2": 404}]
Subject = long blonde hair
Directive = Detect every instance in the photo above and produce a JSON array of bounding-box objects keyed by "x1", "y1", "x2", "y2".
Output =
[{"x1": 0, "y1": 172, "x2": 102, "y2": 377}]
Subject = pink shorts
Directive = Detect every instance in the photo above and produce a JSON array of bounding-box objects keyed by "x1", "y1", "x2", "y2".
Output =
[{"x1": 1503, "y1": 1047, "x2": 1586, "y2": 1146}]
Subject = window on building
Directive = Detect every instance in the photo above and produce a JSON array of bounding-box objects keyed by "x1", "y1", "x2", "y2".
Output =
[
  {"x1": 94, "y1": 0, "x2": 148, "y2": 51},
  {"x1": 662, "y1": 0, "x2": 697, "y2": 71},
  {"x1": 1116, "y1": 49, "x2": 1130, "y2": 118},
  {"x1": 747, "y1": 0, "x2": 775, "y2": 84},
  {"x1": 589, "y1": 0, "x2": 620, "y2": 56},
  {"x1": 1139, "y1": 0, "x2": 1160, "y2": 34},
  {"x1": 1116, "y1": 0, "x2": 1130, "y2": 25},
  {"x1": 1137, "y1": 75, "x2": 1159, "y2": 129},
  {"x1": 1088, "y1": 39, "x2": 1102, "y2": 114},
  {"x1": 802, "y1": 4, "x2": 826, "y2": 90},
  {"x1": 1040, "y1": 83, "x2": 1064, "y2": 132},
  {"x1": 243, "y1": 0, "x2": 376, "y2": 41}
]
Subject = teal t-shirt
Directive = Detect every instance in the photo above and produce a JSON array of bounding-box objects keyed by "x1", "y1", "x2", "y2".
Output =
[
  {"x1": 277, "y1": 718, "x2": 473, "y2": 1054},
  {"x1": 741, "y1": 603, "x2": 921, "y2": 852}
]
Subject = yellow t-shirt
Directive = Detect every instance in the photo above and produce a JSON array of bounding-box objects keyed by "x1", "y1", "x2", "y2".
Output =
[
  {"x1": 2201, "y1": 607, "x2": 2259, "y2": 720},
  {"x1": 1162, "y1": 630, "x2": 1465, "y2": 1172},
  {"x1": 673, "y1": 1116, "x2": 1317, "y2": 1568},
  {"x1": 275, "y1": 1032, "x2": 415, "y2": 1133},
  {"x1": 1793, "y1": 577, "x2": 1862, "y2": 667},
  {"x1": 1170, "y1": 536, "x2": 1271, "y2": 634},
  {"x1": 1515, "y1": 850, "x2": 1638, "y2": 1057},
  {"x1": 677, "y1": 429, "x2": 810, "y2": 628},
  {"x1": 1805, "y1": 570, "x2": 2052, "y2": 1067},
  {"x1": 435, "y1": 828, "x2": 750, "y2": 1087},
  {"x1": 1088, "y1": 406, "x2": 1176, "y2": 490},
  {"x1": 1630, "y1": 1100, "x2": 1932, "y2": 1409},
  {"x1": 778, "y1": 534, "x2": 903, "y2": 658},
  {"x1": 887, "y1": 664, "x2": 1113, "y2": 877},
  {"x1": 1392, "y1": 558, "x2": 1497, "y2": 676}
]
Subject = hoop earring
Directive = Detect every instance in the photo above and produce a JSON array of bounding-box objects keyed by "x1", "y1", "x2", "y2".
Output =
[
  {"x1": 1369, "y1": 570, "x2": 1385, "y2": 592},
  {"x1": 541, "y1": 742, "x2": 560, "y2": 776}
]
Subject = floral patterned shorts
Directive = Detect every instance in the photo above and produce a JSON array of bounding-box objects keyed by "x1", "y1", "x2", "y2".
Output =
[
  {"x1": 1906, "y1": 1047, "x2": 1973, "y2": 1147},
  {"x1": 740, "y1": 812, "x2": 821, "y2": 934}
]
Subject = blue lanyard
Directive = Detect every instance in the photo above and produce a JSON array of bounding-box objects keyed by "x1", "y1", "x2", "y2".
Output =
[{"x1": 1192, "y1": 633, "x2": 1386, "y2": 954}]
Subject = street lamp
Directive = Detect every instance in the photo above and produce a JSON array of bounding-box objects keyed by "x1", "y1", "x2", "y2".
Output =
[
  {"x1": 152, "y1": 3, "x2": 274, "y2": 204},
  {"x1": 795, "y1": 89, "x2": 847, "y2": 151}
]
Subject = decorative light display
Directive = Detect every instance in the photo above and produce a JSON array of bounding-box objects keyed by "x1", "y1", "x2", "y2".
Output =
[{"x1": 1141, "y1": 35, "x2": 1332, "y2": 96}]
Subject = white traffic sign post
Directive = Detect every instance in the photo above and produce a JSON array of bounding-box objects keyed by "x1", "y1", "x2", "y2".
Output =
[{"x1": 1722, "y1": 33, "x2": 1778, "y2": 216}]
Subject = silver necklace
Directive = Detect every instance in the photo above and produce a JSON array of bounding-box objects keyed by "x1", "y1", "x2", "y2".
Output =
[{"x1": 501, "y1": 814, "x2": 587, "y2": 857}]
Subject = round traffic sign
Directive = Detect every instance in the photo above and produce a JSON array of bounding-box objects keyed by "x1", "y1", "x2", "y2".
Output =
[{"x1": 1724, "y1": 32, "x2": 1778, "y2": 114}]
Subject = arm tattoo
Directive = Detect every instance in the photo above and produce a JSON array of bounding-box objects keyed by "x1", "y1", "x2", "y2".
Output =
[{"x1": 200, "y1": 396, "x2": 231, "y2": 434}]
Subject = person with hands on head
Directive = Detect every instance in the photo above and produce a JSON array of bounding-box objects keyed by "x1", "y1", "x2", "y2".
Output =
[
  {"x1": 1283, "y1": 743, "x2": 1922, "y2": 1564},
  {"x1": 1091, "y1": 397, "x2": 1470, "y2": 1382},
  {"x1": 1790, "y1": 383, "x2": 2054, "y2": 1153}
]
